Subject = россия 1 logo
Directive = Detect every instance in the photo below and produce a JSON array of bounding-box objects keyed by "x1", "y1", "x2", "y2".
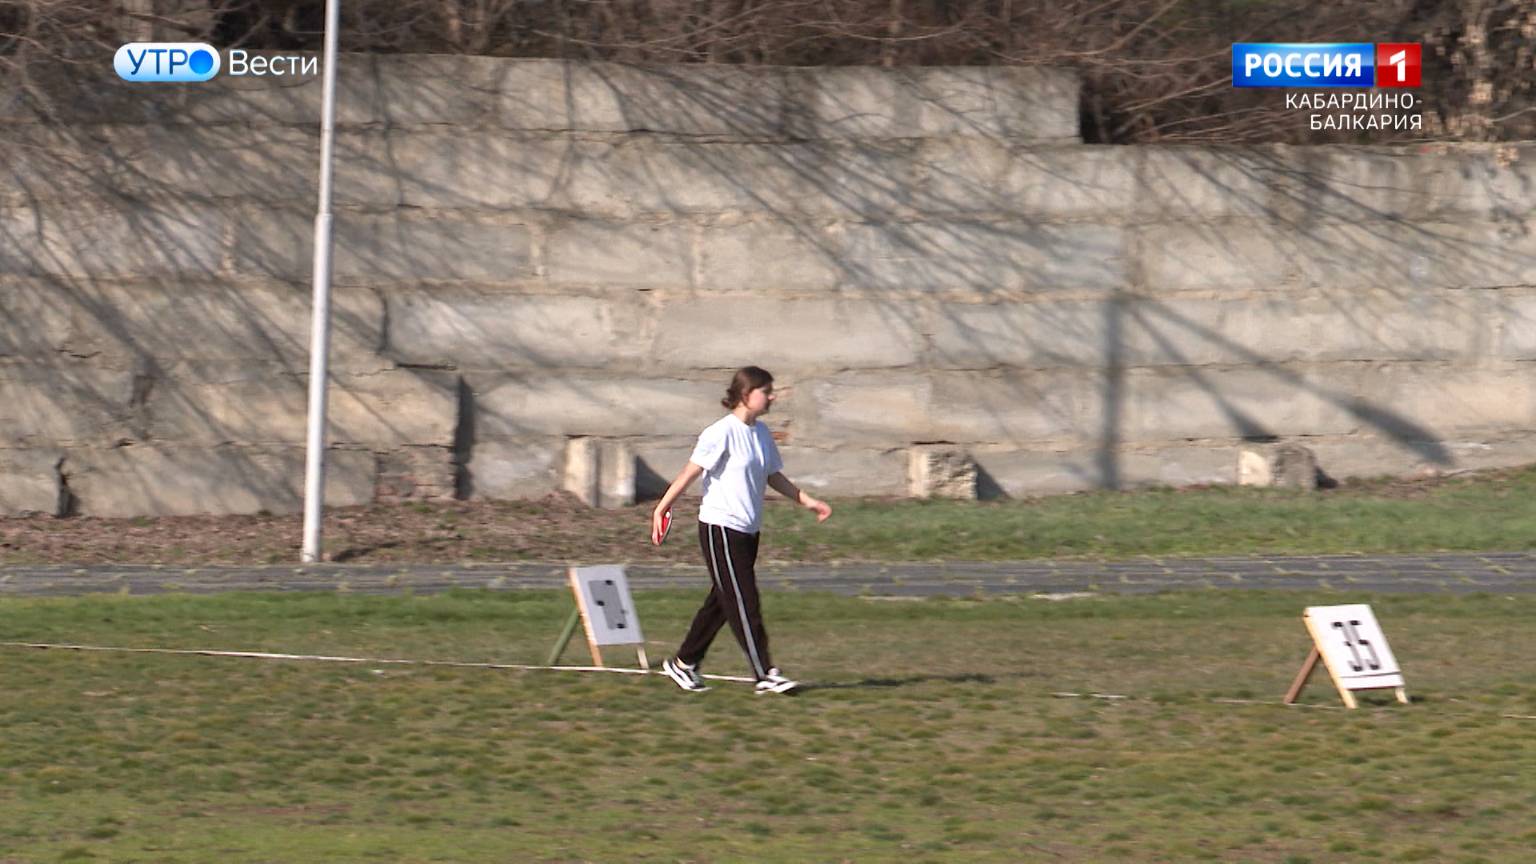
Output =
[
  {"x1": 1233, "y1": 43, "x2": 1424, "y2": 132},
  {"x1": 1232, "y1": 43, "x2": 1421, "y2": 88}
]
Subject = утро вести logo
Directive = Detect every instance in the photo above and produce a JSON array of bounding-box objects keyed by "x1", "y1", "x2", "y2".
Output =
[{"x1": 114, "y1": 43, "x2": 222, "y2": 82}]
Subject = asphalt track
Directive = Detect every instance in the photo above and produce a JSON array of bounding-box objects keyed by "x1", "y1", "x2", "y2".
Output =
[{"x1": 3, "y1": 552, "x2": 1535, "y2": 597}]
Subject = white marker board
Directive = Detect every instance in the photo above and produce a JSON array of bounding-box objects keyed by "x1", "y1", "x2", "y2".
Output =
[
  {"x1": 1285, "y1": 603, "x2": 1408, "y2": 708},
  {"x1": 1305, "y1": 604, "x2": 1403, "y2": 690},
  {"x1": 569, "y1": 565, "x2": 645, "y2": 648}
]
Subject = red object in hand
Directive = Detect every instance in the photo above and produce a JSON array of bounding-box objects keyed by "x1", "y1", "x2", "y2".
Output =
[{"x1": 654, "y1": 510, "x2": 673, "y2": 545}]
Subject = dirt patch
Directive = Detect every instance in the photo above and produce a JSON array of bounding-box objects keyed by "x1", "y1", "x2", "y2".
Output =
[
  {"x1": 2, "y1": 465, "x2": 1530, "y2": 566},
  {"x1": 0, "y1": 493, "x2": 703, "y2": 567}
]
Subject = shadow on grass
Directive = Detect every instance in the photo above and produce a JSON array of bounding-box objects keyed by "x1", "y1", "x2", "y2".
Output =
[
  {"x1": 798, "y1": 672, "x2": 998, "y2": 692},
  {"x1": 331, "y1": 541, "x2": 404, "y2": 563}
]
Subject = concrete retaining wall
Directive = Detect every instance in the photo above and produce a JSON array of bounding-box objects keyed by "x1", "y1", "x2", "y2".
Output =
[{"x1": 2, "y1": 56, "x2": 1534, "y2": 515}]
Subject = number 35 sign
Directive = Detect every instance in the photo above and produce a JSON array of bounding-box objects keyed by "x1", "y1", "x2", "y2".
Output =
[{"x1": 1284, "y1": 604, "x2": 1409, "y2": 709}]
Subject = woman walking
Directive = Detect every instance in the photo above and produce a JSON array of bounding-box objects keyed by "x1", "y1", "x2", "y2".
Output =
[{"x1": 651, "y1": 366, "x2": 832, "y2": 695}]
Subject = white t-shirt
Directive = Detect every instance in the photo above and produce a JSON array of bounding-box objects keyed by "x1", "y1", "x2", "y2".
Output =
[{"x1": 690, "y1": 413, "x2": 784, "y2": 535}]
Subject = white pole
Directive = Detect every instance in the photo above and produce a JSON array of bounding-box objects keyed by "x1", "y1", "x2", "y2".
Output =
[{"x1": 301, "y1": 0, "x2": 342, "y2": 563}]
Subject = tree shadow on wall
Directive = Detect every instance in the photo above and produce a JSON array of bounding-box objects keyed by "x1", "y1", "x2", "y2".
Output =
[{"x1": 9, "y1": 58, "x2": 1530, "y2": 521}]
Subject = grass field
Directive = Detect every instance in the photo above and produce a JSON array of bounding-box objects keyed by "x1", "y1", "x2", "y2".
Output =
[{"x1": 4, "y1": 589, "x2": 1536, "y2": 863}]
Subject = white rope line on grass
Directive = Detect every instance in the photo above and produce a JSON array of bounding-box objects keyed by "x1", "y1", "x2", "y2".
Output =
[
  {"x1": 10, "y1": 641, "x2": 1536, "y2": 718},
  {"x1": 0, "y1": 641, "x2": 757, "y2": 684}
]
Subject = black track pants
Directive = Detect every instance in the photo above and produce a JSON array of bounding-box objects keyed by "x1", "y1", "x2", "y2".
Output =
[{"x1": 675, "y1": 522, "x2": 772, "y2": 679}]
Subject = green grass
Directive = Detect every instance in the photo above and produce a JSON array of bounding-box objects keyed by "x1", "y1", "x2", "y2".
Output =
[
  {"x1": 762, "y1": 467, "x2": 1536, "y2": 560},
  {"x1": 3, "y1": 589, "x2": 1536, "y2": 862}
]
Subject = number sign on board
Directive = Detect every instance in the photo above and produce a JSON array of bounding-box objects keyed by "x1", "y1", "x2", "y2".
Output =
[{"x1": 1284, "y1": 604, "x2": 1408, "y2": 709}]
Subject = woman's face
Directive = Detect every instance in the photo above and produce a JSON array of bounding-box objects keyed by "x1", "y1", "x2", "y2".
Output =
[{"x1": 744, "y1": 383, "x2": 775, "y2": 414}]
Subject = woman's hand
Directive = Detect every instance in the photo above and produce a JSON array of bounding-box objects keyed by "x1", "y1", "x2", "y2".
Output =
[
  {"x1": 803, "y1": 495, "x2": 832, "y2": 523},
  {"x1": 651, "y1": 506, "x2": 673, "y2": 545}
]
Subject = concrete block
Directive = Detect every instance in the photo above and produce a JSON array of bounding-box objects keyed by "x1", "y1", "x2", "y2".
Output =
[
  {"x1": 1290, "y1": 220, "x2": 1536, "y2": 291},
  {"x1": 650, "y1": 297, "x2": 924, "y2": 370},
  {"x1": 1136, "y1": 146, "x2": 1309, "y2": 221},
  {"x1": 374, "y1": 445, "x2": 457, "y2": 501},
  {"x1": 1120, "y1": 363, "x2": 1532, "y2": 445},
  {"x1": 1143, "y1": 218, "x2": 1536, "y2": 294},
  {"x1": 67, "y1": 444, "x2": 375, "y2": 517},
  {"x1": 368, "y1": 54, "x2": 525, "y2": 127},
  {"x1": 1133, "y1": 445, "x2": 1238, "y2": 487},
  {"x1": 974, "y1": 444, "x2": 1240, "y2": 496},
  {"x1": 1235, "y1": 443, "x2": 1319, "y2": 489},
  {"x1": 17, "y1": 280, "x2": 385, "y2": 369},
  {"x1": 630, "y1": 141, "x2": 919, "y2": 218},
  {"x1": 1493, "y1": 291, "x2": 1536, "y2": 359},
  {"x1": 697, "y1": 222, "x2": 842, "y2": 292},
  {"x1": 1298, "y1": 146, "x2": 1444, "y2": 223},
  {"x1": 1, "y1": 363, "x2": 134, "y2": 445},
  {"x1": 472, "y1": 374, "x2": 721, "y2": 438},
  {"x1": 786, "y1": 66, "x2": 909, "y2": 140},
  {"x1": 1360, "y1": 365, "x2": 1536, "y2": 435},
  {"x1": 467, "y1": 438, "x2": 564, "y2": 501},
  {"x1": 1303, "y1": 144, "x2": 1536, "y2": 222},
  {"x1": 775, "y1": 446, "x2": 908, "y2": 497},
  {"x1": 1238, "y1": 448, "x2": 1272, "y2": 486},
  {"x1": 499, "y1": 60, "x2": 790, "y2": 137},
  {"x1": 1139, "y1": 223, "x2": 1307, "y2": 292},
  {"x1": 0, "y1": 125, "x2": 320, "y2": 206},
  {"x1": 1403, "y1": 219, "x2": 1536, "y2": 290},
  {"x1": 786, "y1": 66, "x2": 1079, "y2": 141},
  {"x1": 544, "y1": 219, "x2": 692, "y2": 289},
  {"x1": 0, "y1": 448, "x2": 65, "y2": 515},
  {"x1": 916, "y1": 143, "x2": 1134, "y2": 219},
  {"x1": 1306, "y1": 432, "x2": 1536, "y2": 479},
  {"x1": 601, "y1": 440, "x2": 637, "y2": 509},
  {"x1": 969, "y1": 448, "x2": 1105, "y2": 495},
  {"x1": 560, "y1": 437, "x2": 635, "y2": 507},
  {"x1": 835, "y1": 221, "x2": 1128, "y2": 293},
  {"x1": 232, "y1": 207, "x2": 535, "y2": 284},
  {"x1": 564, "y1": 437, "x2": 600, "y2": 507},
  {"x1": 927, "y1": 300, "x2": 1109, "y2": 369},
  {"x1": 631, "y1": 439, "x2": 698, "y2": 501},
  {"x1": 1271, "y1": 443, "x2": 1320, "y2": 489},
  {"x1": 910, "y1": 67, "x2": 1080, "y2": 141},
  {"x1": 339, "y1": 130, "x2": 626, "y2": 212},
  {"x1": 801, "y1": 374, "x2": 933, "y2": 446},
  {"x1": 352, "y1": 135, "x2": 914, "y2": 218},
  {"x1": 908, "y1": 446, "x2": 978, "y2": 499},
  {"x1": 0, "y1": 202, "x2": 225, "y2": 279},
  {"x1": 924, "y1": 370, "x2": 1101, "y2": 443},
  {"x1": 0, "y1": 279, "x2": 76, "y2": 358},
  {"x1": 1123, "y1": 366, "x2": 1362, "y2": 441},
  {"x1": 1417, "y1": 145, "x2": 1536, "y2": 220},
  {"x1": 386, "y1": 290, "x2": 651, "y2": 369},
  {"x1": 334, "y1": 132, "x2": 593, "y2": 211},
  {"x1": 1121, "y1": 292, "x2": 1485, "y2": 366},
  {"x1": 805, "y1": 370, "x2": 1096, "y2": 446},
  {"x1": 146, "y1": 363, "x2": 457, "y2": 447},
  {"x1": 328, "y1": 131, "x2": 410, "y2": 208}
]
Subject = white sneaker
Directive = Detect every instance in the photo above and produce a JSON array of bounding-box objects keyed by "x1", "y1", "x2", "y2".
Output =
[
  {"x1": 754, "y1": 667, "x2": 799, "y2": 695},
  {"x1": 662, "y1": 657, "x2": 708, "y2": 693}
]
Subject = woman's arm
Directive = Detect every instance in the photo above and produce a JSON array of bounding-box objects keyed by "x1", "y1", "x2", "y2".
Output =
[
  {"x1": 767, "y1": 472, "x2": 832, "y2": 522},
  {"x1": 653, "y1": 462, "x2": 706, "y2": 543}
]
